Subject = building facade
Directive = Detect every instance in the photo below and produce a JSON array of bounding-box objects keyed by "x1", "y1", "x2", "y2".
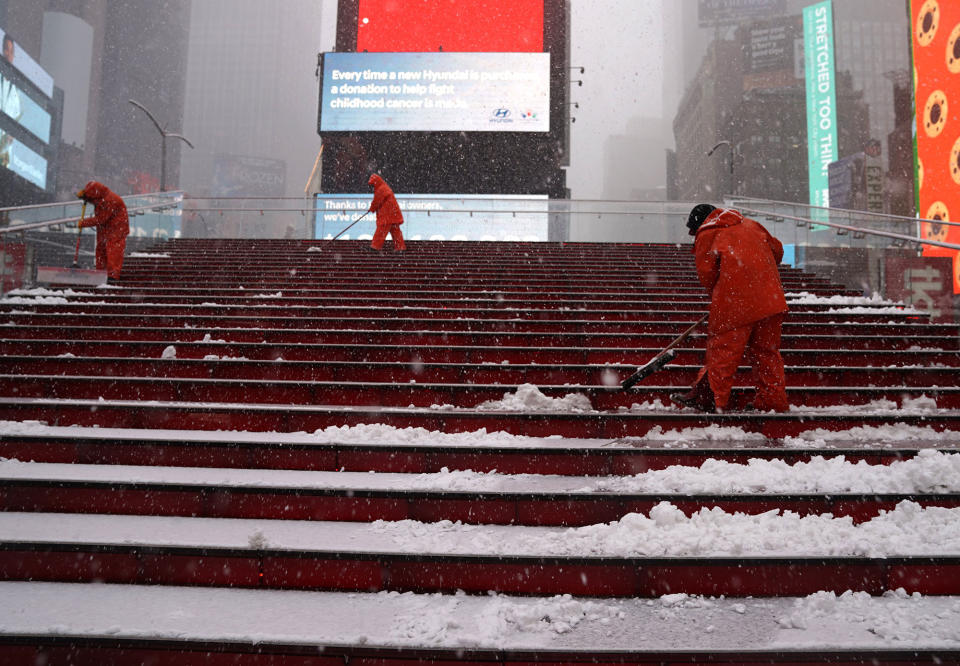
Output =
[{"x1": 0, "y1": 0, "x2": 190, "y2": 203}]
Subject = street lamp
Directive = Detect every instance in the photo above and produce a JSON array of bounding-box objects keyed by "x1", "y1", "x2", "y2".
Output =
[
  {"x1": 706, "y1": 140, "x2": 735, "y2": 195},
  {"x1": 128, "y1": 99, "x2": 194, "y2": 191}
]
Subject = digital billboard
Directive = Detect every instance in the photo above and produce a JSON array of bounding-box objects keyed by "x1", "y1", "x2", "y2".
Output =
[
  {"x1": 212, "y1": 154, "x2": 286, "y2": 197},
  {"x1": 356, "y1": 0, "x2": 544, "y2": 52},
  {"x1": 911, "y1": 0, "x2": 960, "y2": 293},
  {"x1": 314, "y1": 193, "x2": 549, "y2": 241},
  {"x1": 1, "y1": 73, "x2": 51, "y2": 143},
  {"x1": 319, "y1": 51, "x2": 550, "y2": 133},
  {"x1": 0, "y1": 26, "x2": 57, "y2": 194},
  {"x1": 0, "y1": 128, "x2": 47, "y2": 189},
  {"x1": 803, "y1": 0, "x2": 838, "y2": 211},
  {"x1": 699, "y1": 0, "x2": 786, "y2": 27},
  {"x1": 0, "y1": 28, "x2": 54, "y2": 98}
]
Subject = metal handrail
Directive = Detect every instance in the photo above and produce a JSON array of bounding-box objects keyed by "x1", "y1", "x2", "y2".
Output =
[
  {"x1": 729, "y1": 194, "x2": 960, "y2": 229},
  {"x1": 0, "y1": 202, "x2": 179, "y2": 236},
  {"x1": 735, "y1": 205, "x2": 960, "y2": 252},
  {"x1": 0, "y1": 190, "x2": 183, "y2": 214}
]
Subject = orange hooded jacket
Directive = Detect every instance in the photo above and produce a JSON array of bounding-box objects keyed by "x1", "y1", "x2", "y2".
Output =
[
  {"x1": 78, "y1": 181, "x2": 129, "y2": 241},
  {"x1": 693, "y1": 207, "x2": 788, "y2": 334},
  {"x1": 367, "y1": 174, "x2": 404, "y2": 227}
]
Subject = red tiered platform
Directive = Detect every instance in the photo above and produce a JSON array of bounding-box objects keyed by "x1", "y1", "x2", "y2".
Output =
[{"x1": 1, "y1": 239, "x2": 959, "y2": 664}]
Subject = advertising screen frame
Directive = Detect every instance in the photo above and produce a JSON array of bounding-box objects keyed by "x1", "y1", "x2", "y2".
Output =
[
  {"x1": 314, "y1": 192, "x2": 549, "y2": 242},
  {"x1": 318, "y1": 51, "x2": 550, "y2": 134}
]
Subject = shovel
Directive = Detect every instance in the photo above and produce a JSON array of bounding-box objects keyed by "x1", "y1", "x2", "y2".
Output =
[
  {"x1": 621, "y1": 314, "x2": 708, "y2": 390},
  {"x1": 36, "y1": 201, "x2": 108, "y2": 286},
  {"x1": 72, "y1": 201, "x2": 87, "y2": 267}
]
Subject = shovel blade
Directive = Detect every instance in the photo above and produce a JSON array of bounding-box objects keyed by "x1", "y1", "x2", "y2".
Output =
[
  {"x1": 37, "y1": 266, "x2": 108, "y2": 286},
  {"x1": 621, "y1": 348, "x2": 677, "y2": 390}
]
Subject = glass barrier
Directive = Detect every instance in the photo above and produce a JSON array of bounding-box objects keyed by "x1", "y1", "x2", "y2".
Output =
[
  {"x1": 2, "y1": 193, "x2": 958, "y2": 320},
  {"x1": 0, "y1": 191, "x2": 183, "y2": 295}
]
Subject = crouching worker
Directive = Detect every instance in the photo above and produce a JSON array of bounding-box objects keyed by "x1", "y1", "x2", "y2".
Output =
[
  {"x1": 77, "y1": 181, "x2": 130, "y2": 280},
  {"x1": 367, "y1": 173, "x2": 406, "y2": 252},
  {"x1": 671, "y1": 204, "x2": 789, "y2": 413}
]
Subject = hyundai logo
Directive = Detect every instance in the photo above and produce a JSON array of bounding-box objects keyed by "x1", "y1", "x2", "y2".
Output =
[{"x1": 492, "y1": 108, "x2": 511, "y2": 118}]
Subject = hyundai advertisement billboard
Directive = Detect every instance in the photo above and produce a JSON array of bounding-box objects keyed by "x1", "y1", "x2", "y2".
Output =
[{"x1": 318, "y1": 51, "x2": 550, "y2": 133}]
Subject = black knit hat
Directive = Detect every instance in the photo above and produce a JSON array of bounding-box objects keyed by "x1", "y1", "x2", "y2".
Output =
[{"x1": 687, "y1": 204, "x2": 716, "y2": 235}]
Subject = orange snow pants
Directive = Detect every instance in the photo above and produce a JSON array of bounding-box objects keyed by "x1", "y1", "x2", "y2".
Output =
[
  {"x1": 96, "y1": 233, "x2": 127, "y2": 279},
  {"x1": 702, "y1": 312, "x2": 788, "y2": 412},
  {"x1": 371, "y1": 224, "x2": 405, "y2": 251}
]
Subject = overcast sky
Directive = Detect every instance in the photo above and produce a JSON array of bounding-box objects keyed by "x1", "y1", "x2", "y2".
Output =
[{"x1": 566, "y1": 1, "x2": 668, "y2": 199}]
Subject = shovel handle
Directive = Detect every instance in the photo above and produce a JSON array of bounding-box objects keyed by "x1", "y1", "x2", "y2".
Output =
[
  {"x1": 73, "y1": 202, "x2": 87, "y2": 266},
  {"x1": 620, "y1": 313, "x2": 709, "y2": 390}
]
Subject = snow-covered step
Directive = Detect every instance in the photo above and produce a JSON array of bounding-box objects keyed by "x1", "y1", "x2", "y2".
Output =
[
  {"x1": 3, "y1": 454, "x2": 959, "y2": 525},
  {"x1": 5, "y1": 420, "x2": 960, "y2": 476},
  {"x1": 3, "y1": 310, "x2": 947, "y2": 337},
  {"x1": 4, "y1": 338, "x2": 957, "y2": 367},
  {"x1": 7, "y1": 324, "x2": 957, "y2": 355},
  {"x1": 2, "y1": 509, "x2": 959, "y2": 596},
  {"x1": 1, "y1": 582, "x2": 958, "y2": 662},
  {"x1": 5, "y1": 355, "x2": 959, "y2": 389},
  {"x1": 7, "y1": 375, "x2": 960, "y2": 411}
]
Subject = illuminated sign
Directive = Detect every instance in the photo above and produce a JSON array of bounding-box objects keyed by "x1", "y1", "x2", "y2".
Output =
[
  {"x1": 911, "y1": 0, "x2": 960, "y2": 293},
  {"x1": 0, "y1": 70, "x2": 52, "y2": 143},
  {"x1": 357, "y1": 0, "x2": 544, "y2": 52},
  {"x1": 803, "y1": 0, "x2": 838, "y2": 210},
  {"x1": 319, "y1": 52, "x2": 550, "y2": 133},
  {"x1": 314, "y1": 193, "x2": 549, "y2": 241},
  {"x1": 0, "y1": 127, "x2": 47, "y2": 189},
  {"x1": 699, "y1": 0, "x2": 786, "y2": 27},
  {"x1": 0, "y1": 27, "x2": 54, "y2": 98}
]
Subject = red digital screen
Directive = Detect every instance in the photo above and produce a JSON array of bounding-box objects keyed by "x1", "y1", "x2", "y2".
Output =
[
  {"x1": 911, "y1": 0, "x2": 960, "y2": 292},
  {"x1": 356, "y1": 0, "x2": 544, "y2": 52}
]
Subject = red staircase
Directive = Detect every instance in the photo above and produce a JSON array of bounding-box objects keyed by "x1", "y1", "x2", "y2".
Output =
[{"x1": 1, "y1": 238, "x2": 959, "y2": 664}]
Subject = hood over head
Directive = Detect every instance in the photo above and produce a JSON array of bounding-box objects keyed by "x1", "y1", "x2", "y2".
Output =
[
  {"x1": 686, "y1": 204, "x2": 716, "y2": 235},
  {"x1": 368, "y1": 174, "x2": 383, "y2": 188},
  {"x1": 696, "y1": 207, "x2": 744, "y2": 234},
  {"x1": 78, "y1": 181, "x2": 109, "y2": 202}
]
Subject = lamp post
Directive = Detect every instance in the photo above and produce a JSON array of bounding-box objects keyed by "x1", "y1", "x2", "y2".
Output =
[
  {"x1": 706, "y1": 140, "x2": 735, "y2": 196},
  {"x1": 128, "y1": 99, "x2": 194, "y2": 191}
]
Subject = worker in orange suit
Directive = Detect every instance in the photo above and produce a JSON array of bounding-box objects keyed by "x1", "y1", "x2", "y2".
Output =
[
  {"x1": 671, "y1": 204, "x2": 789, "y2": 413},
  {"x1": 77, "y1": 180, "x2": 130, "y2": 280},
  {"x1": 367, "y1": 173, "x2": 406, "y2": 252}
]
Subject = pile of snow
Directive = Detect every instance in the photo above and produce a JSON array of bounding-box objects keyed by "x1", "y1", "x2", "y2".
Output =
[
  {"x1": 583, "y1": 449, "x2": 960, "y2": 494},
  {"x1": 474, "y1": 384, "x2": 593, "y2": 412},
  {"x1": 310, "y1": 422, "x2": 545, "y2": 445},
  {"x1": 0, "y1": 287, "x2": 97, "y2": 305},
  {"x1": 786, "y1": 292, "x2": 922, "y2": 315},
  {"x1": 371, "y1": 500, "x2": 960, "y2": 558},
  {"x1": 775, "y1": 588, "x2": 960, "y2": 643},
  {"x1": 791, "y1": 396, "x2": 940, "y2": 415}
]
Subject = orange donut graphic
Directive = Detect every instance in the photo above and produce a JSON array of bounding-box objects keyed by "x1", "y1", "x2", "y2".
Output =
[
  {"x1": 917, "y1": 0, "x2": 940, "y2": 47},
  {"x1": 926, "y1": 201, "x2": 949, "y2": 243},
  {"x1": 952, "y1": 136, "x2": 960, "y2": 185},
  {"x1": 924, "y1": 90, "x2": 948, "y2": 138},
  {"x1": 948, "y1": 23, "x2": 960, "y2": 73}
]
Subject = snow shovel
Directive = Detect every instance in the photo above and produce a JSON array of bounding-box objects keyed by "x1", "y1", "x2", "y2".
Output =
[
  {"x1": 72, "y1": 201, "x2": 86, "y2": 267},
  {"x1": 621, "y1": 313, "x2": 708, "y2": 390},
  {"x1": 36, "y1": 201, "x2": 108, "y2": 286},
  {"x1": 331, "y1": 209, "x2": 370, "y2": 240}
]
